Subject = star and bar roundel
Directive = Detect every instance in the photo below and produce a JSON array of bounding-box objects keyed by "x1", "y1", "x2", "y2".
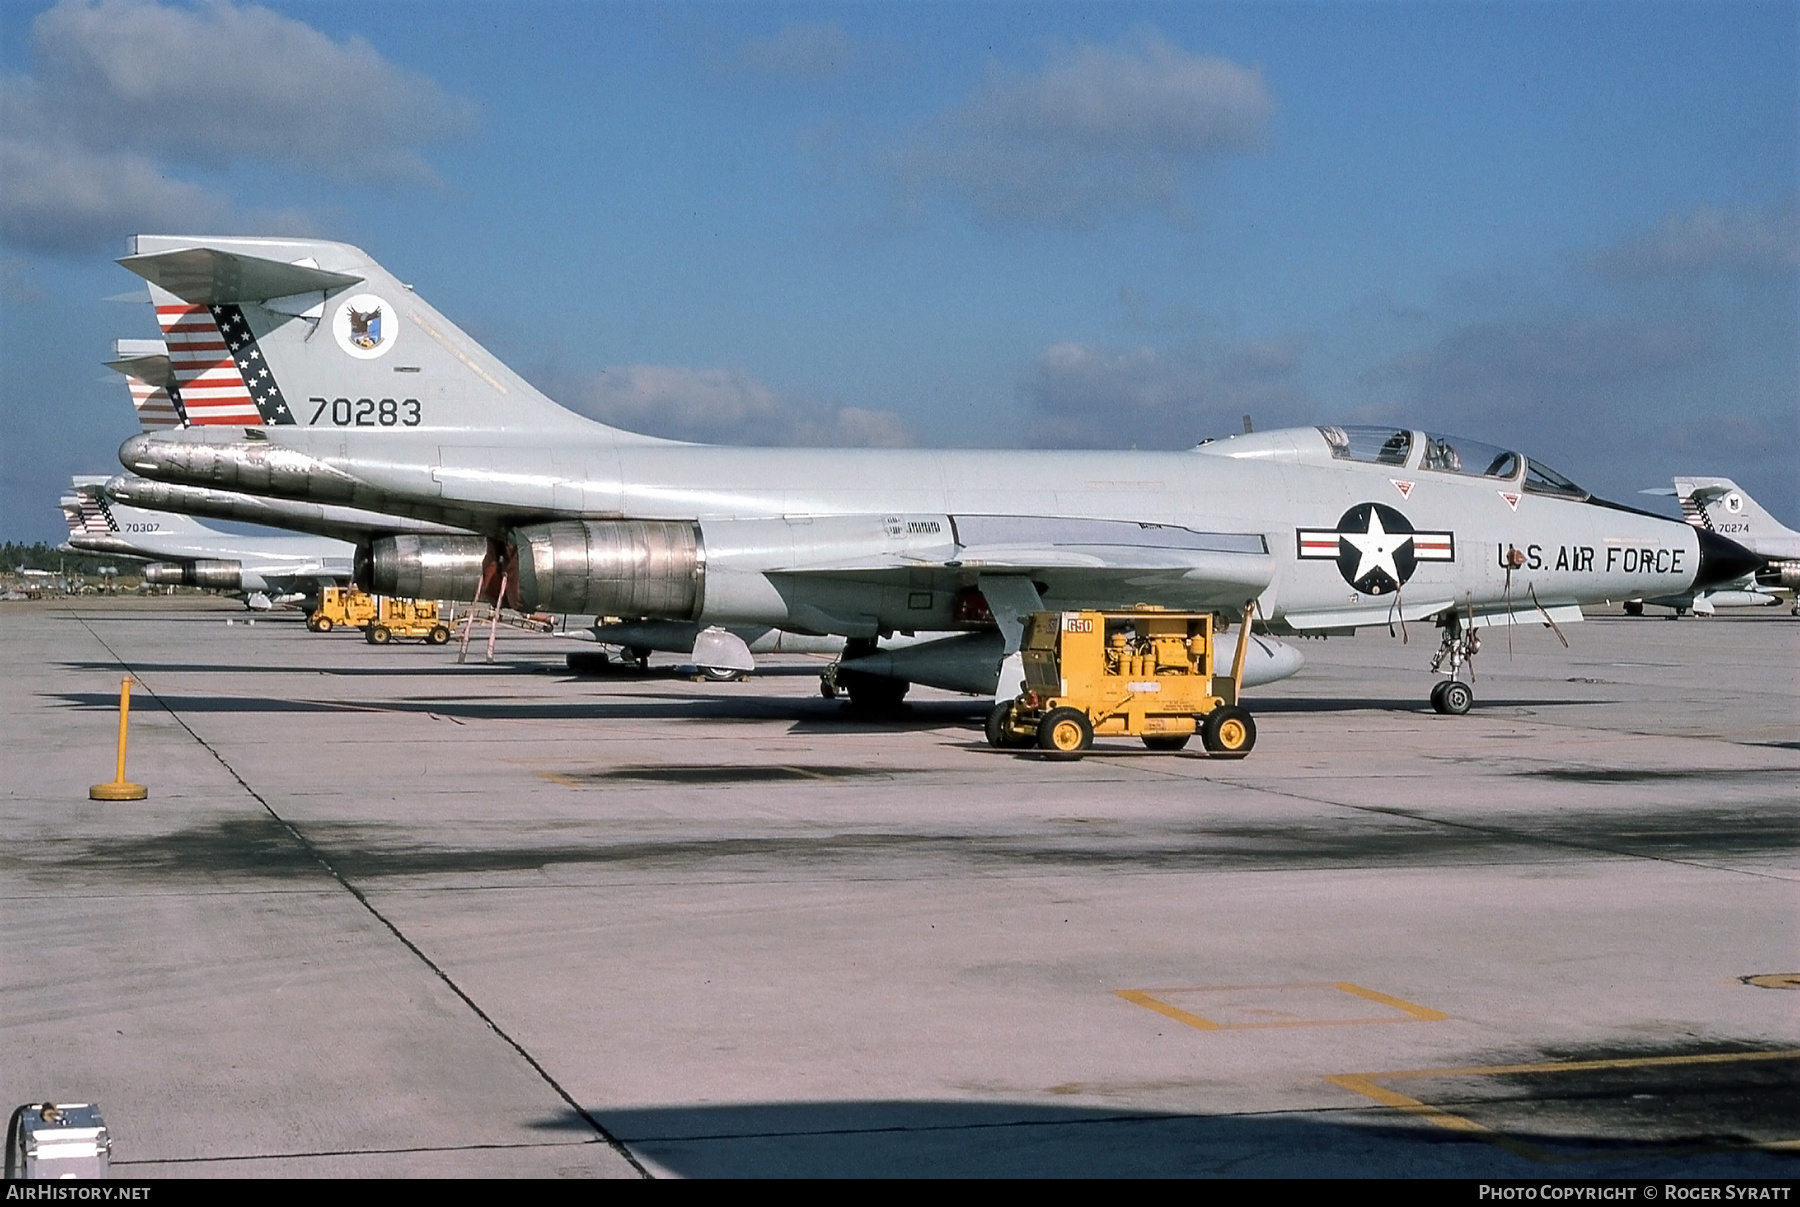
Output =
[{"x1": 1296, "y1": 502, "x2": 1455, "y2": 595}]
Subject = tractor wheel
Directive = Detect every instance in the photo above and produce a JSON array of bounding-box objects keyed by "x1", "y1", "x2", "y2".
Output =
[
  {"x1": 368, "y1": 625, "x2": 392, "y2": 645},
  {"x1": 1201, "y1": 706, "x2": 1255, "y2": 757},
  {"x1": 313, "y1": 617, "x2": 333, "y2": 633},
  {"x1": 1036, "y1": 707, "x2": 1093, "y2": 755},
  {"x1": 427, "y1": 625, "x2": 450, "y2": 645},
  {"x1": 1142, "y1": 734, "x2": 1190, "y2": 752},
  {"x1": 985, "y1": 701, "x2": 1031, "y2": 748}
]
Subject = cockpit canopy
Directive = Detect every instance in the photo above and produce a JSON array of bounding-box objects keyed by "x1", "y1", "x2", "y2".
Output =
[{"x1": 1317, "y1": 425, "x2": 1587, "y2": 499}]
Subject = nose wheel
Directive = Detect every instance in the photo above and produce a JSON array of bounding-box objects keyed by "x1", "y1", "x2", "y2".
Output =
[
  {"x1": 1428, "y1": 615, "x2": 1479, "y2": 714},
  {"x1": 1430, "y1": 679, "x2": 1473, "y2": 714}
]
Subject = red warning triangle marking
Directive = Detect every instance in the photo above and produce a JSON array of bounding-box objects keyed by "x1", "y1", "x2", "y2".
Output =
[
  {"x1": 1391, "y1": 479, "x2": 1414, "y2": 499},
  {"x1": 1499, "y1": 492, "x2": 1520, "y2": 511}
]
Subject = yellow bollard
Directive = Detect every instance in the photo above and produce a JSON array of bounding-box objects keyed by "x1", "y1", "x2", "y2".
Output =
[{"x1": 89, "y1": 677, "x2": 148, "y2": 801}]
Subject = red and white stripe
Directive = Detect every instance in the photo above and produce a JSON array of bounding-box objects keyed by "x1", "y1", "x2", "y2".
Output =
[
  {"x1": 1297, "y1": 531, "x2": 1342, "y2": 558},
  {"x1": 156, "y1": 305, "x2": 260, "y2": 425},
  {"x1": 78, "y1": 498, "x2": 112, "y2": 534},
  {"x1": 1412, "y1": 534, "x2": 1454, "y2": 560},
  {"x1": 125, "y1": 376, "x2": 182, "y2": 430}
]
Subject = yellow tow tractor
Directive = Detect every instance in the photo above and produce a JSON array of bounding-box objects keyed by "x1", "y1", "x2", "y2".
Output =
[
  {"x1": 986, "y1": 606, "x2": 1257, "y2": 758},
  {"x1": 308, "y1": 585, "x2": 377, "y2": 633},
  {"x1": 364, "y1": 596, "x2": 452, "y2": 646}
]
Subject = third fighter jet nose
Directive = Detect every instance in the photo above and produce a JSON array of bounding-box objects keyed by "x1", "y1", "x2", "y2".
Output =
[{"x1": 1692, "y1": 527, "x2": 1763, "y2": 591}]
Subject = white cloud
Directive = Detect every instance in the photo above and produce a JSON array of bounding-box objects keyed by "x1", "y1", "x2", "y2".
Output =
[
  {"x1": 890, "y1": 30, "x2": 1272, "y2": 227},
  {"x1": 1019, "y1": 335, "x2": 1309, "y2": 447},
  {"x1": 0, "y1": 0, "x2": 474, "y2": 255},
  {"x1": 1592, "y1": 196, "x2": 1799, "y2": 279},
  {"x1": 26, "y1": 0, "x2": 475, "y2": 178},
  {"x1": 0, "y1": 139, "x2": 225, "y2": 254},
  {"x1": 546, "y1": 364, "x2": 913, "y2": 448},
  {"x1": 736, "y1": 22, "x2": 853, "y2": 79}
]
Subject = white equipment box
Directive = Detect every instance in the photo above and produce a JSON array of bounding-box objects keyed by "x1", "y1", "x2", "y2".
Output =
[{"x1": 7, "y1": 1103, "x2": 111, "y2": 1179}]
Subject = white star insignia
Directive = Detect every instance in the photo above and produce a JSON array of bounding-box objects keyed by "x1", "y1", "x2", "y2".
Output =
[{"x1": 1341, "y1": 508, "x2": 1414, "y2": 586}]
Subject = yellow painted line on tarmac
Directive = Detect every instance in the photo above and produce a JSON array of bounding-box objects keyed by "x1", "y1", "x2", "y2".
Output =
[
  {"x1": 1323, "y1": 1073, "x2": 1489, "y2": 1132},
  {"x1": 535, "y1": 770, "x2": 582, "y2": 787},
  {"x1": 1325, "y1": 1048, "x2": 1800, "y2": 1163},
  {"x1": 1330, "y1": 981, "x2": 1451, "y2": 1021},
  {"x1": 1115, "y1": 989, "x2": 1221, "y2": 1030},
  {"x1": 1116, "y1": 981, "x2": 1448, "y2": 1031}
]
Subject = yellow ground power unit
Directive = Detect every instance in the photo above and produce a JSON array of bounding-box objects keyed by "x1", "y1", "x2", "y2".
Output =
[{"x1": 986, "y1": 607, "x2": 1256, "y2": 757}]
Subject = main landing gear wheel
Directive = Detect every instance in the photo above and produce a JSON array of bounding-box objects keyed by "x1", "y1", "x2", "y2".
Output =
[
  {"x1": 628, "y1": 646, "x2": 652, "y2": 670},
  {"x1": 1623, "y1": 601, "x2": 1644, "y2": 616},
  {"x1": 1036, "y1": 707, "x2": 1093, "y2": 756},
  {"x1": 699, "y1": 666, "x2": 745, "y2": 682},
  {"x1": 1141, "y1": 734, "x2": 1191, "y2": 752},
  {"x1": 1431, "y1": 680, "x2": 1473, "y2": 715},
  {"x1": 1201, "y1": 706, "x2": 1255, "y2": 757}
]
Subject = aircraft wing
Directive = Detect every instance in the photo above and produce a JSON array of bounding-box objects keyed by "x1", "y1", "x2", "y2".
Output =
[
  {"x1": 1280, "y1": 599, "x2": 1583, "y2": 633},
  {"x1": 763, "y1": 513, "x2": 1275, "y2": 611}
]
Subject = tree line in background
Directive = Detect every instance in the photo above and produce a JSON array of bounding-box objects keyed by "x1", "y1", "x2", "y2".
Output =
[{"x1": 2, "y1": 542, "x2": 144, "y2": 577}]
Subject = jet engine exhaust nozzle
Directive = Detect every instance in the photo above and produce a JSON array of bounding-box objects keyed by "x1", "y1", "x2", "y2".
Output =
[
  {"x1": 362, "y1": 534, "x2": 490, "y2": 600},
  {"x1": 512, "y1": 520, "x2": 704, "y2": 618},
  {"x1": 143, "y1": 559, "x2": 243, "y2": 590},
  {"x1": 1692, "y1": 529, "x2": 1763, "y2": 592}
]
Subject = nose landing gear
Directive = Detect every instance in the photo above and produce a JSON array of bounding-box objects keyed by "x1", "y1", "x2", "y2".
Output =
[{"x1": 1428, "y1": 615, "x2": 1479, "y2": 714}]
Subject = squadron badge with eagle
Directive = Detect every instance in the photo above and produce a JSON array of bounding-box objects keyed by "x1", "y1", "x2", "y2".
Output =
[{"x1": 333, "y1": 293, "x2": 398, "y2": 359}]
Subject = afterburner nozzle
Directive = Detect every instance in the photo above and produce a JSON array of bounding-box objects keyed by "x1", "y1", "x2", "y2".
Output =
[{"x1": 1692, "y1": 528, "x2": 1763, "y2": 591}]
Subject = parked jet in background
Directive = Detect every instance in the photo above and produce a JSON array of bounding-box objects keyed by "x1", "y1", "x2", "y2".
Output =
[
  {"x1": 115, "y1": 236, "x2": 1759, "y2": 712},
  {"x1": 1629, "y1": 478, "x2": 1800, "y2": 616},
  {"x1": 63, "y1": 475, "x2": 353, "y2": 609}
]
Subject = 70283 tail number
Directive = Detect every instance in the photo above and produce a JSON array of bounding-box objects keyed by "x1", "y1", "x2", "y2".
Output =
[{"x1": 308, "y1": 397, "x2": 421, "y2": 427}]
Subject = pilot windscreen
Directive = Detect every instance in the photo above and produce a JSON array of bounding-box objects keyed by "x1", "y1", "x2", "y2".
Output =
[
  {"x1": 1524, "y1": 459, "x2": 1588, "y2": 499},
  {"x1": 1318, "y1": 426, "x2": 1413, "y2": 465},
  {"x1": 1420, "y1": 433, "x2": 1523, "y2": 480}
]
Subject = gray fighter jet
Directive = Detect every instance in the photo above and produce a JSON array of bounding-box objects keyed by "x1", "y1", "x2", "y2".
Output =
[
  {"x1": 1627, "y1": 477, "x2": 1800, "y2": 616},
  {"x1": 114, "y1": 236, "x2": 1760, "y2": 713},
  {"x1": 62, "y1": 475, "x2": 353, "y2": 609}
]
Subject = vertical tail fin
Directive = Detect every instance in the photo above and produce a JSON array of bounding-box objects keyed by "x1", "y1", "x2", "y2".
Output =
[
  {"x1": 60, "y1": 496, "x2": 90, "y2": 539},
  {"x1": 108, "y1": 339, "x2": 187, "y2": 430},
  {"x1": 119, "y1": 237, "x2": 648, "y2": 439},
  {"x1": 1673, "y1": 477, "x2": 1800, "y2": 541},
  {"x1": 72, "y1": 475, "x2": 211, "y2": 536},
  {"x1": 67, "y1": 477, "x2": 119, "y2": 533}
]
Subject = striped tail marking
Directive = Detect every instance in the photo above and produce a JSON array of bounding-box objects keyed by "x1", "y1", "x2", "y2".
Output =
[{"x1": 156, "y1": 304, "x2": 295, "y2": 426}]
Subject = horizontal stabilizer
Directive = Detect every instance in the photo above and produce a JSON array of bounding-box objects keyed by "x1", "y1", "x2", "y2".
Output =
[
  {"x1": 119, "y1": 247, "x2": 362, "y2": 305},
  {"x1": 107, "y1": 351, "x2": 174, "y2": 389}
]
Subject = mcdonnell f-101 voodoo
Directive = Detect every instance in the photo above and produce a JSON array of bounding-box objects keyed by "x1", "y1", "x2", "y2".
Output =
[{"x1": 114, "y1": 236, "x2": 1760, "y2": 712}]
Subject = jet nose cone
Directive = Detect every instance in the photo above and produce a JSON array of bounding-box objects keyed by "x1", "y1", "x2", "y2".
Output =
[{"x1": 1693, "y1": 527, "x2": 1762, "y2": 591}]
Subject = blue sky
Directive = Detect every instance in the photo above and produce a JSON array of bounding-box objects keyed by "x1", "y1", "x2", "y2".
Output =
[{"x1": 2, "y1": 0, "x2": 1794, "y2": 542}]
